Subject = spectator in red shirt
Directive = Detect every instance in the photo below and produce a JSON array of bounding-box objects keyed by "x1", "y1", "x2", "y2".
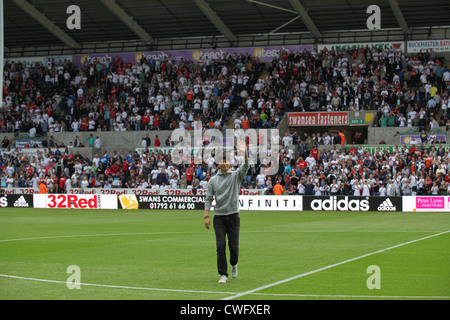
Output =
[
  {"x1": 80, "y1": 117, "x2": 89, "y2": 131},
  {"x1": 186, "y1": 166, "x2": 193, "y2": 186},
  {"x1": 445, "y1": 172, "x2": 450, "y2": 184},
  {"x1": 296, "y1": 157, "x2": 307, "y2": 171},
  {"x1": 51, "y1": 175, "x2": 59, "y2": 193},
  {"x1": 288, "y1": 182, "x2": 296, "y2": 195},
  {"x1": 110, "y1": 108, "x2": 117, "y2": 127},
  {"x1": 310, "y1": 147, "x2": 319, "y2": 160},
  {"x1": 153, "y1": 114, "x2": 160, "y2": 129},
  {"x1": 110, "y1": 162, "x2": 120, "y2": 175},
  {"x1": 142, "y1": 112, "x2": 150, "y2": 130},
  {"x1": 242, "y1": 115, "x2": 249, "y2": 129},
  {"x1": 59, "y1": 173, "x2": 66, "y2": 193},
  {"x1": 154, "y1": 135, "x2": 160, "y2": 147},
  {"x1": 122, "y1": 161, "x2": 129, "y2": 179},
  {"x1": 89, "y1": 176, "x2": 96, "y2": 188},
  {"x1": 186, "y1": 89, "x2": 194, "y2": 108}
]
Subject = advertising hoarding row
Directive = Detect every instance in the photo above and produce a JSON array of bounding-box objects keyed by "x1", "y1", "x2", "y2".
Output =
[
  {"x1": 73, "y1": 45, "x2": 313, "y2": 68},
  {"x1": 8, "y1": 40, "x2": 449, "y2": 71},
  {"x1": 3, "y1": 194, "x2": 447, "y2": 212},
  {"x1": 0, "y1": 187, "x2": 265, "y2": 196}
]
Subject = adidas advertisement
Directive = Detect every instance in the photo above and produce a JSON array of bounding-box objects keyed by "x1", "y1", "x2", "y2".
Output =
[
  {"x1": 376, "y1": 198, "x2": 398, "y2": 211},
  {"x1": 371, "y1": 197, "x2": 402, "y2": 212},
  {"x1": 304, "y1": 196, "x2": 370, "y2": 212},
  {"x1": 303, "y1": 196, "x2": 402, "y2": 212},
  {"x1": 0, "y1": 194, "x2": 33, "y2": 208}
]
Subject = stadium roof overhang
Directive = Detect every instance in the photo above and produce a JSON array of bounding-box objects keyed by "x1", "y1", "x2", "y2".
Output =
[{"x1": 4, "y1": 0, "x2": 450, "y2": 53}]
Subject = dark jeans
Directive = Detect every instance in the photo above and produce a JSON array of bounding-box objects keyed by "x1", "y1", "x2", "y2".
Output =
[{"x1": 213, "y1": 213, "x2": 240, "y2": 277}]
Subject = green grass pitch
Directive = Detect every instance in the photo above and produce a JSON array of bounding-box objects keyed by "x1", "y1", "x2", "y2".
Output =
[{"x1": 0, "y1": 208, "x2": 449, "y2": 300}]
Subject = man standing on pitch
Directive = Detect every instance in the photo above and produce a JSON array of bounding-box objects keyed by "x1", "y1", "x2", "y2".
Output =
[{"x1": 204, "y1": 141, "x2": 249, "y2": 283}]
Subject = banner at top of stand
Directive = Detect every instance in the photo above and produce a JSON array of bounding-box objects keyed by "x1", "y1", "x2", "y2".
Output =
[
  {"x1": 74, "y1": 45, "x2": 313, "y2": 68},
  {"x1": 406, "y1": 39, "x2": 450, "y2": 53},
  {"x1": 5, "y1": 55, "x2": 74, "y2": 67},
  {"x1": 317, "y1": 41, "x2": 405, "y2": 52}
]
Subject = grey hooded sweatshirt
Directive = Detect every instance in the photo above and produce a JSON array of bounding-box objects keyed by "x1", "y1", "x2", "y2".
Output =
[{"x1": 205, "y1": 157, "x2": 249, "y2": 215}]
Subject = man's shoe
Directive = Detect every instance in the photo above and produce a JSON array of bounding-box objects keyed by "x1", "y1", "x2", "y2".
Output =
[
  {"x1": 231, "y1": 265, "x2": 238, "y2": 278},
  {"x1": 218, "y1": 275, "x2": 228, "y2": 283}
]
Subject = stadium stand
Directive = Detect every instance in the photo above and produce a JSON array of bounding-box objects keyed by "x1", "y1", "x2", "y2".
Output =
[{"x1": 1, "y1": 43, "x2": 450, "y2": 196}]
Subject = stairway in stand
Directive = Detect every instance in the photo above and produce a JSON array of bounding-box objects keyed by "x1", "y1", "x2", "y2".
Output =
[{"x1": 225, "y1": 69, "x2": 270, "y2": 130}]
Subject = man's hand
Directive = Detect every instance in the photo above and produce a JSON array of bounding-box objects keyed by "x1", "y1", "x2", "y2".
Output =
[
  {"x1": 204, "y1": 211, "x2": 211, "y2": 229},
  {"x1": 237, "y1": 140, "x2": 248, "y2": 158},
  {"x1": 204, "y1": 217, "x2": 210, "y2": 229}
]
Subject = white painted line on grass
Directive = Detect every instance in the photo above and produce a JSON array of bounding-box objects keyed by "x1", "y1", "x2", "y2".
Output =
[
  {"x1": 222, "y1": 230, "x2": 450, "y2": 300},
  {"x1": 0, "y1": 273, "x2": 237, "y2": 296},
  {"x1": 252, "y1": 292, "x2": 450, "y2": 299},
  {"x1": 0, "y1": 230, "x2": 442, "y2": 243},
  {"x1": 1, "y1": 273, "x2": 448, "y2": 300},
  {"x1": 0, "y1": 232, "x2": 204, "y2": 243}
]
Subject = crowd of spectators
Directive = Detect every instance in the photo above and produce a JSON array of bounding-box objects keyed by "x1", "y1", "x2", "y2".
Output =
[
  {"x1": 2, "y1": 44, "x2": 449, "y2": 136},
  {"x1": 1, "y1": 50, "x2": 269, "y2": 135},
  {"x1": 1, "y1": 44, "x2": 450, "y2": 196},
  {"x1": 1, "y1": 131, "x2": 449, "y2": 196},
  {"x1": 283, "y1": 138, "x2": 450, "y2": 196}
]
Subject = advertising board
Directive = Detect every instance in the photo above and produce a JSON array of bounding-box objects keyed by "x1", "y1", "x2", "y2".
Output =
[
  {"x1": 119, "y1": 194, "x2": 205, "y2": 210},
  {"x1": 33, "y1": 194, "x2": 118, "y2": 209},
  {"x1": 0, "y1": 194, "x2": 33, "y2": 208},
  {"x1": 407, "y1": 40, "x2": 450, "y2": 53},
  {"x1": 303, "y1": 196, "x2": 402, "y2": 212},
  {"x1": 288, "y1": 112, "x2": 349, "y2": 126},
  {"x1": 239, "y1": 195, "x2": 303, "y2": 211},
  {"x1": 403, "y1": 196, "x2": 450, "y2": 212}
]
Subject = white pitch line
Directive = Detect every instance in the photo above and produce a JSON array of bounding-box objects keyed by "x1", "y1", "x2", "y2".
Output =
[
  {"x1": 0, "y1": 232, "x2": 203, "y2": 243},
  {"x1": 1, "y1": 273, "x2": 448, "y2": 300},
  {"x1": 0, "y1": 230, "x2": 443, "y2": 243},
  {"x1": 0, "y1": 273, "x2": 237, "y2": 296},
  {"x1": 222, "y1": 230, "x2": 450, "y2": 300},
  {"x1": 252, "y1": 292, "x2": 450, "y2": 299}
]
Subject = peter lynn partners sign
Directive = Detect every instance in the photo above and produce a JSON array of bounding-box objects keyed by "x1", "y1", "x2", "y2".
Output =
[{"x1": 288, "y1": 112, "x2": 349, "y2": 126}]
